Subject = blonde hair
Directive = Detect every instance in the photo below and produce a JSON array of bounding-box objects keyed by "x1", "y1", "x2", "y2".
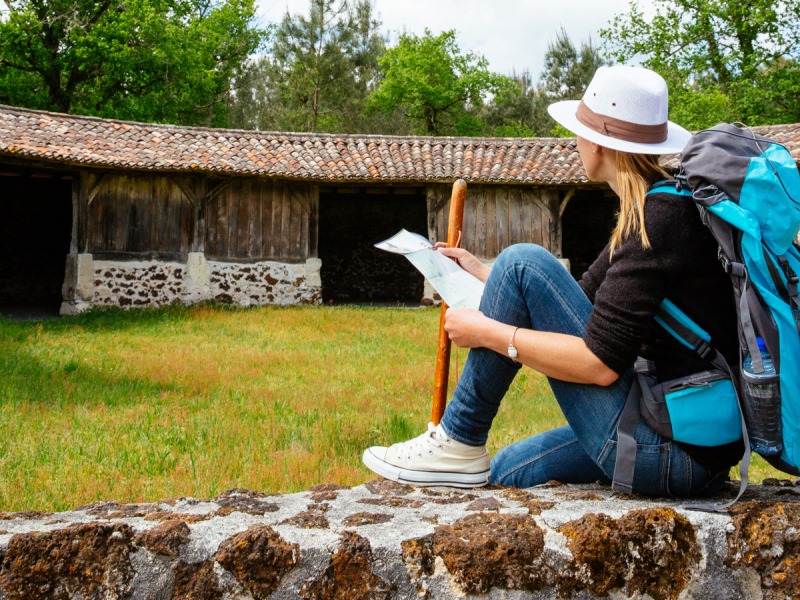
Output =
[{"x1": 609, "y1": 152, "x2": 672, "y2": 257}]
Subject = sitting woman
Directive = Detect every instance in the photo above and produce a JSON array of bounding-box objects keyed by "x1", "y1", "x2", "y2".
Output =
[{"x1": 362, "y1": 65, "x2": 742, "y2": 497}]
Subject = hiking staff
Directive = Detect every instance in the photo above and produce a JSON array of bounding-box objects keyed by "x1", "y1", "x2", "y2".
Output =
[{"x1": 431, "y1": 178, "x2": 466, "y2": 425}]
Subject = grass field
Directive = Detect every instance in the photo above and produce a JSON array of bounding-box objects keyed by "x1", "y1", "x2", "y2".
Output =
[{"x1": 0, "y1": 304, "x2": 786, "y2": 511}]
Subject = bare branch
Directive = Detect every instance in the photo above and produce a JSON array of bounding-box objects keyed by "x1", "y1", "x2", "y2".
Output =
[
  {"x1": 87, "y1": 0, "x2": 115, "y2": 28},
  {"x1": 0, "y1": 57, "x2": 37, "y2": 72}
]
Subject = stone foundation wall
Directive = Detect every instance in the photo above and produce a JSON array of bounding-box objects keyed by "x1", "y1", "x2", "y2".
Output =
[
  {"x1": 208, "y1": 259, "x2": 321, "y2": 307},
  {"x1": 61, "y1": 253, "x2": 322, "y2": 314},
  {"x1": 0, "y1": 481, "x2": 798, "y2": 599},
  {"x1": 93, "y1": 260, "x2": 187, "y2": 308}
]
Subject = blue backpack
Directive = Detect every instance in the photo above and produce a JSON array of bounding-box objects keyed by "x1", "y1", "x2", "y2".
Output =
[{"x1": 613, "y1": 124, "x2": 800, "y2": 508}]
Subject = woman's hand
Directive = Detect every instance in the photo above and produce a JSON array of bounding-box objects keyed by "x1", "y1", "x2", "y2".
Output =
[
  {"x1": 444, "y1": 307, "x2": 491, "y2": 348},
  {"x1": 434, "y1": 243, "x2": 491, "y2": 283}
]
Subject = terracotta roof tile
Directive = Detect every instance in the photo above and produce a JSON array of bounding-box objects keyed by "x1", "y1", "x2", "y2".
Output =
[{"x1": 1, "y1": 105, "x2": 799, "y2": 185}]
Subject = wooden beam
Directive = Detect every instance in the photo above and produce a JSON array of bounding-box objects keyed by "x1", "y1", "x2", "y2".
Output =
[
  {"x1": 558, "y1": 188, "x2": 576, "y2": 219},
  {"x1": 86, "y1": 173, "x2": 107, "y2": 206},
  {"x1": 173, "y1": 177, "x2": 200, "y2": 207}
]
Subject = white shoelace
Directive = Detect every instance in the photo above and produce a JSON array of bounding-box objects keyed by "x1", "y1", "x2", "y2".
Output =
[{"x1": 392, "y1": 422, "x2": 449, "y2": 461}]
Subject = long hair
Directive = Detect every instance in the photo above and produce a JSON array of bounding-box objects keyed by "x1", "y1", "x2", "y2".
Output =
[{"x1": 609, "y1": 151, "x2": 672, "y2": 257}]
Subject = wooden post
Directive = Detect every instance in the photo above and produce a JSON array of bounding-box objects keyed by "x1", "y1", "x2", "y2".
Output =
[{"x1": 431, "y1": 179, "x2": 467, "y2": 425}]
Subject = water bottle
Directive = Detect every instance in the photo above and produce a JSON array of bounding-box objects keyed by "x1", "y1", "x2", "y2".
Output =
[{"x1": 742, "y1": 337, "x2": 782, "y2": 456}]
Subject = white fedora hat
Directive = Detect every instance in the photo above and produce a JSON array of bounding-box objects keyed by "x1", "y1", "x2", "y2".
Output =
[{"x1": 547, "y1": 65, "x2": 691, "y2": 155}]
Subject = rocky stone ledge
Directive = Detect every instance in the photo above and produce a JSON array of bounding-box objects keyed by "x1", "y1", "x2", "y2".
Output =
[{"x1": 0, "y1": 480, "x2": 798, "y2": 599}]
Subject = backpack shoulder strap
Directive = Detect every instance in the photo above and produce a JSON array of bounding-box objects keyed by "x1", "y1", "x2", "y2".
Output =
[{"x1": 647, "y1": 180, "x2": 693, "y2": 197}]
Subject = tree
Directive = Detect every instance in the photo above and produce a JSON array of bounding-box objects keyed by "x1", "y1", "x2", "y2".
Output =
[
  {"x1": 541, "y1": 27, "x2": 606, "y2": 101},
  {"x1": 478, "y1": 70, "x2": 538, "y2": 137},
  {"x1": 481, "y1": 29, "x2": 606, "y2": 136},
  {"x1": 601, "y1": 0, "x2": 800, "y2": 128},
  {"x1": 229, "y1": 0, "x2": 387, "y2": 133},
  {"x1": 0, "y1": 0, "x2": 265, "y2": 126},
  {"x1": 367, "y1": 29, "x2": 512, "y2": 136}
]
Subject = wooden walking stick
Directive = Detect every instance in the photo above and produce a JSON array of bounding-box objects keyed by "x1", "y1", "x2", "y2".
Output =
[{"x1": 431, "y1": 179, "x2": 467, "y2": 425}]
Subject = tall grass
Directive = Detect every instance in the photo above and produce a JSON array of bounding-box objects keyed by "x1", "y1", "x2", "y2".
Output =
[{"x1": 0, "y1": 304, "x2": 785, "y2": 512}]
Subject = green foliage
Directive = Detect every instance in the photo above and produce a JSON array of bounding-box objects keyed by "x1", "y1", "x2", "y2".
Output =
[
  {"x1": 601, "y1": 0, "x2": 800, "y2": 127},
  {"x1": 0, "y1": 0, "x2": 265, "y2": 126},
  {"x1": 367, "y1": 29, "x2": 513, "y2": 136},
  {"x1": 228, "y1": 0, "x2": 396, "y2": 133},
  {"x1": 541, "y1": 27, "x2": 606, "y2": 101}
]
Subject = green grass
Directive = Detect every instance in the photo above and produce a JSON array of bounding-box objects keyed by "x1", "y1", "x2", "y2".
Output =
[{"x1": 0, "y1": 304, "x2": 786, "y2": 511}]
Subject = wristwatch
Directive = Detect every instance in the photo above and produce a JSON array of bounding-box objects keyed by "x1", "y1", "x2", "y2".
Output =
[{"x1": 508, "y1": 327, "x2": 520, "y2": 362}]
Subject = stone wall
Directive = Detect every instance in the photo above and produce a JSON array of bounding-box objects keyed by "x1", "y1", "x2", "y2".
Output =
[
  {"x1": 61, "y1": 253, "x2": 322, "y2": 314},
  {"x1": 0, "y1": 481, "x2": 798, "y2": 599}
]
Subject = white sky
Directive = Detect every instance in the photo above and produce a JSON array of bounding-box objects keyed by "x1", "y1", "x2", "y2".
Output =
[{"x1": 255, "y1": 0, "x2": 650, "y2": 76}]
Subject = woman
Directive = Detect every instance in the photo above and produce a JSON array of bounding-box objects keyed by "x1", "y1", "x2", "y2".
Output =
[{"x1": 363, "y1": 65, "x2": 742, "y2": 497}]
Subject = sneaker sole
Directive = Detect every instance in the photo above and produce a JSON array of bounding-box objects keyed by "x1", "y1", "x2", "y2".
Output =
[{"x1": 362, "y1": 448, "x2": 490, "y2": 488}]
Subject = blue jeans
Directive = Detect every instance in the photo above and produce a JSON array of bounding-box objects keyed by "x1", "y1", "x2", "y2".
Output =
[{"x1": 439, "y1": 244, "x2": 729, "y2": 498}]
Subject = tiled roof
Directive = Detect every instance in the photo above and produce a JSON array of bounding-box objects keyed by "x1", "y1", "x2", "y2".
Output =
[
  {"x1": 1, "y1": 105, "x2": 799, "y2": 185},
  {"x1": 0, "y1": 105, "x2": 584, "y2": 184}
]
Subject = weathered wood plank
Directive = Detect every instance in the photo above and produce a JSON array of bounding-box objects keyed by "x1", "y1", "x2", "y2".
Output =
[
  {"x1": 508, "y1": 187, "x2": 524, "y2": 245},
  {"x1": 269, "y1": 183, "x2": 283, "y2": 259},
  {"x1": 280, "y1": 184, "x2": 292, "y2": 258},
  {"x1": 205, "y1": 181, "x2": 220, "y2": 257},
  {"x1": 234, "y1": 181, "x2": 250, "y2": 259},
  {"x1": 260, "y1": 181, "x2": 273, "y2": 258},
  {"x1": 487, "y1": 187, "x2": 499, "y2": 256},
  {"x1": 289, "y1": 187, "x2": 303, "y2": 259},
  {"x1": 495, "y1": 186, "x2": 509, "y2": 252}
]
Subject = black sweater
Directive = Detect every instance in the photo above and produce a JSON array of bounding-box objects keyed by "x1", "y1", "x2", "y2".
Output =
[{"x1": 578, "y1": 189, "x2": 742, "y2": 470}]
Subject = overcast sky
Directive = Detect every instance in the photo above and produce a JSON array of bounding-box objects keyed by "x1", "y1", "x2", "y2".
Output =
[{"x1": 255, "y1": 0, "x2": 650, "y2": 77}]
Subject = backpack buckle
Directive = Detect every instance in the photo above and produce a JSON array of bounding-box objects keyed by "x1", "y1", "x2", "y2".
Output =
[
  {"x1": 780, "y1": 259, "x2": 799, "y2": 285},
  {"x1": 634, "y1": 357, "x2": 656, "y2": 376},
  {"x1": 718, "y1": 248, "x2": 732, "y2": 273},
  {"x1": 696, "y1": 340, "x2": 714, "y2": 361},
  {"x1": 675, "y1": 173, "x2": 689, "y2": 192}
]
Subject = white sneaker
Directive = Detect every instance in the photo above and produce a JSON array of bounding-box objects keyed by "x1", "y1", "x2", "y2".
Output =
[{"x1": 362, "y1": 423, "x2": 490, "y2": 488}]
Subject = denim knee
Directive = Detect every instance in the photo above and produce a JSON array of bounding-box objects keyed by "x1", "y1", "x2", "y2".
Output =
[{"x1": 494, "y1": 244, "x2": 555, "y2": 273}]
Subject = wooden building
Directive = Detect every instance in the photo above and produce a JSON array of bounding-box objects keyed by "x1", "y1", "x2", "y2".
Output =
[{"x1": 1, "y1": 105, "x2": 798, "y2": 315}]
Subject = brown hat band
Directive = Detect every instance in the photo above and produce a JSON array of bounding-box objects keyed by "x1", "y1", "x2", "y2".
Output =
[{"x1": 576, "y1": 100, "x2": 668, "y2": 144}]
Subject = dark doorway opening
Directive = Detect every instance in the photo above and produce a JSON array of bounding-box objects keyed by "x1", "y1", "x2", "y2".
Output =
[
  {"x1": 318, "y1": 188, "x2": 427, "y2": 305},
  {"x1": 0, "y1": 175, "x2": 72, "y2": 318},
  {"x1": 562, "y1": 189, "x2": 618, "y2": 279}
]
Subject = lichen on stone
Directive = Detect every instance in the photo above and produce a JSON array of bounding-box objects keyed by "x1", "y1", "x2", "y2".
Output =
[
  {"x1": 499, "y1": 487, "x2": 556, "y2": 514},
  {"x1": 214, "y1": 492, "x2": 280, "y2": 516},
  {"x1": 432, "y1": 512, "x2": 549, "y2": 594},
  {"x1": 0, "y1": 510, "x2": 53, "y2": 521},
  {"x1": 358, "y1": 496, "x2": 425, "y2": 508},
  {"x1": 171, "y1": 560, "x2": 221, "y2": 600},
  {"x1": 364, "y1": 478, "x2": 413, "y2": 496},
  {"x1": 281, "y1": 509, "x2": 330, "y2": 529},
  {"x1": 309, "y1": 483, "x2": 350, "y2": 502},
  {"x1": 134, "y1": 519, "x2": 191, "y2": 557},
  {"x1": 401, "y1": 535, "x2": 435, "y2": 598},
  {"x1": 465, "y1": 497, "x2": 504, "y2": 512},
  {"x1": 215, "y1": 523, "x2": 299, "y2": 600},
  {"x1": 726, "y1": 501, "x2": 800, "y2": 600},
  {"x1": 299, "y1": 530, "x2": 393, "y2": 599},
  {"x1": 556, "y1": 490, "x2": 606, "y2": 502},
  {"x1": 557, "y1": 507, "x2": 700, "y2": 600},
  {"x1": 0, "y1": 522, "x2": 134, "y2": 600},
  {"x1": 420, "y1": 490, "x2": 477, "y2": 504},
  {"x1": 143, "y1": 508, "x2": 230, "y2": 523},
  {"x1": 341, "y1": 512, "x2": 393, "y2": 527}
]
